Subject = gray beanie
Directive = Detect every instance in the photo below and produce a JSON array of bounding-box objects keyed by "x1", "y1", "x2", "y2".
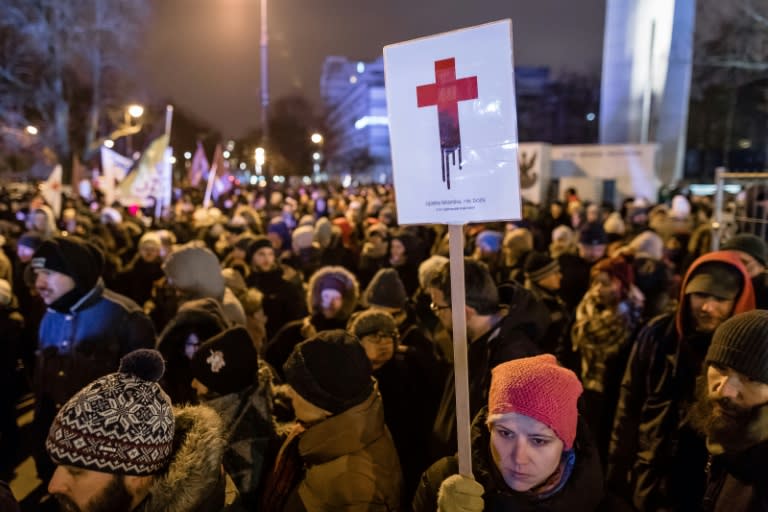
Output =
[
  {"x1": 707, "y1": 310, "x2": 768, "y2": 384},
  {"x1": 364, "y1": 268, "x2": 407, "y2": 309}
]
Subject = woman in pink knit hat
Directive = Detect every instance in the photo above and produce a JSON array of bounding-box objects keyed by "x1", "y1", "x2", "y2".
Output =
[{"x1": 412, "y1": 354, "x2": 632, "y2": 512}]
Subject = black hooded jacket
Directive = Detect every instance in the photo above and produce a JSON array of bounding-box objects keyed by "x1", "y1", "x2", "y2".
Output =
[{"x1": 429, "y1": 284, "x2": 550, "y2": 461}]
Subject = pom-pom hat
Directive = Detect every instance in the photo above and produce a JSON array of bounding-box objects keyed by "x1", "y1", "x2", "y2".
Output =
[
  {"x1": 488, "y1": 354, "x2": 583, "y2": 450},
  {"x1": 46, "y1": 349, "x2": 175, "y2": 475}
]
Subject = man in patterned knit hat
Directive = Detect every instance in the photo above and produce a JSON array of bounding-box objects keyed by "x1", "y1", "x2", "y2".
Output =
[{"x1": 46, "y1": 349, "x2": 239, "y2": 512}]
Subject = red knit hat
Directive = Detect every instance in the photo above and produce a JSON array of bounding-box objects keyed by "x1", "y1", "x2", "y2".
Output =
[
  {"x1": 591, "y1": 257, "x2": 634, "y2": 292},
  {"x1": 488, "y1": 354, "x2": 583, "y2": 449}
]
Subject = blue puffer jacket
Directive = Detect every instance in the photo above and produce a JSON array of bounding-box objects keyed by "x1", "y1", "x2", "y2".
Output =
[{"x1": 36, "y1": 280, "x2": 156, "y2": 410}]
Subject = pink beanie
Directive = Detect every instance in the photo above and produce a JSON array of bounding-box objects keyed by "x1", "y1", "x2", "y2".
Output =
[{"x1": 488, "y1": 354, "x2": 583, "y2": 449}]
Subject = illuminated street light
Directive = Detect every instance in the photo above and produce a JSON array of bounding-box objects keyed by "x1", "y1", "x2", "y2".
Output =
[
  {"x1": 104, "y1": 139, "x2": 115, "y2": 148},
  {"x1": 310, "y1": 133, "x2": 323, "y2": 144},
  {"x1": 125, "y1": 104, "x2": 144, "y2": 155},
  {"x1": 312, "y1": 152, "x2": 321, "y2": 161},
  {"x1": 223, "y1": 150, "x2": 231, "y2": 159},
  {"x1": 184, "y1": 151, "x2": 192, "y2": 160},
  {"x1": 127, "y1": 104, "x2": 144, "y2": 119},
  {"x1": 169, "y1": 156, "x2": 177, "y2": 164},
  {"x1": 25, "y1": 125, "x2": 38, "y2": 135},
  {"x1": 255, "y1": 147, "x2": 265, "y2": 166}
]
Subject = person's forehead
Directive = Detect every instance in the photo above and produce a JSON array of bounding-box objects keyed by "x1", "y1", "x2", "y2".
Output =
[
  {"x1": 492, "y1": 413, "x2": 554, "y2": 435},
  {"x1": 320, "y1": 288, "x2": 342, "y2": 297},
  {"x1": 62, "y1": 464, "x2": 115, "y2": 481}
]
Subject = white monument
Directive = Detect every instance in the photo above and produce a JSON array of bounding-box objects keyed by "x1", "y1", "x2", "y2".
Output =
[{"x1": 599, "y1": 0, "x2": 695, "y2": 188}]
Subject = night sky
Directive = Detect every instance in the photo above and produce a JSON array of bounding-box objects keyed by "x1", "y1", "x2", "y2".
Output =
[{"x1": 141, "y1": 0, "x2": 606, "y2": 138}]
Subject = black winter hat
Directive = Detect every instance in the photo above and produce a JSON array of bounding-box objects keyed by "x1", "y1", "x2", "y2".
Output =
[
  {"x1": 364, "y1": 268, "x2": 408, "y2": 309},
  {"x1": 348, "y1": 309, "x2": 398, "y2": 339},
  {"x1": 523, "y1": 251, "x2": 560, "y2": 282},
  {"x1": 190, "y1": 326, "x2": 258, "y2": 395},
  {"x1": 246, "y1": 235, "x2": 273, "y2": 258},
  {"x1": 283, "y1": 330, "x2": 373, "y2": 414},
  {"x1": 578, "y1": 222, "x2": 608, "y2": 246},
  {"x1": 707, "y1": 310, "x2": 768, "y2": 384},
  {"x1": 722, "y1": 234, "x2": 768, "y2": 267},
  {"x1": 18, "y1": 232, "x2": 43, "y2": 251},
  {"x1": 31, "y1": 235, "x2": 104, "y2": 291}
]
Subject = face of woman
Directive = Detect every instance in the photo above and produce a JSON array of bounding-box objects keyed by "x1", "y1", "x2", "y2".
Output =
[
  {"x1": 593, "y1": 271, "x2": 622, "y2": 306},
  {"x1": 390, "y1": 239, "x2": 406, "y2": 266},
  {"x1": 489, "y1": 413, "x2": 564, "y2": 492},
  {"x1": 359, "y1": 331, "x2": 396, "y2": 370}
]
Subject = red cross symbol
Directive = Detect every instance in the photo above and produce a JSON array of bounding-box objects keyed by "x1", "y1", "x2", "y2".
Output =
[{"x1": 417, "y1": 58, "x2": 478, "y2": 189}]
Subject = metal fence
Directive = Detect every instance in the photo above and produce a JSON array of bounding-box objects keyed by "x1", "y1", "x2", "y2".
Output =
[{"x1": 712, "y1": 167, "x2": 768, "y2": 251}]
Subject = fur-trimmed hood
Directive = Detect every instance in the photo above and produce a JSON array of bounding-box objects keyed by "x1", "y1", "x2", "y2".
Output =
[
  {"x1": 138, "y1": 404, "x2": 237, "y2": 512},
  {"x1": 306, "y1": 265, "x2": 359, "y2": 319}
]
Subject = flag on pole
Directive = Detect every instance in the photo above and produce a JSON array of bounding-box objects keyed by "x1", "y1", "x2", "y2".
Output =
[
  {"x1": 100, "y1": 146, "x2": 134, "y2": 206},
  {"x1": 210, "y1": 143, "x2": 232, "y2": 200},
  {"x1": 41, "y1": 164, "x2": 63, "y2": 217},
  {"x1": 71, "y1": 154, "x2": 86, "y2": 198},
  {"x1": 188, "y1": 142, "x2": 209, "y2": 187},
  {"x1": 116, "y1": 134, "x2": 170, "y2": 207}
]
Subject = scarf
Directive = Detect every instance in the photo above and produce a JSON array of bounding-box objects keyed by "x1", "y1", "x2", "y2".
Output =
[{"x1": 259, "y1": 423, "x2": 306, "y2": 511}]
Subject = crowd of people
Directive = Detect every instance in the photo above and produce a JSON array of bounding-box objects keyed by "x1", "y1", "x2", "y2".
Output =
[{"x1": 0, "y1": 181, "x2": 767, "y2": 511}]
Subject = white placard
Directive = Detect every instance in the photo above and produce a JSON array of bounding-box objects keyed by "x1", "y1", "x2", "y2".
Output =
[{"x1": 384, "y1": 19, "x2": 521, "y2": 225}]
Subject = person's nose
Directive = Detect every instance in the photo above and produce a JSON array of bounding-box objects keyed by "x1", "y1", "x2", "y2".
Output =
[
  {"x1": 47, "y1": 466, "x2": 69, "y2": 495},
  {"x1": 510, "y1": 438, "x2": 530, "y2": 466},
  {"x1": 701, "y1": 298, "x2": 718, "y2": 314},
  {"x1": 713, "y1": 374, "x2": 740, "y2": 400}
]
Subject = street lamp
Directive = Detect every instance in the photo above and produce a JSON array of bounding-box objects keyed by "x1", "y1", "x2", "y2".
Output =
[
  {"x1": 255, "y1": 147, "x2": 265, "y2": 175},
  {"x1": 127, "y1": 104, "x2": 144, "y2": 119},
  {"x1": 25, "y1": 125, "x2": 38, "y2": 135},
  {"x1": 125, "y1": 104, "x2": 144, "y2": 156},
  {"x1": 104, "y1": 139, "x2": 115, "y2": 148},
  {"x1": 310, "y1": 132, "x2": 323, "y2": 144}
]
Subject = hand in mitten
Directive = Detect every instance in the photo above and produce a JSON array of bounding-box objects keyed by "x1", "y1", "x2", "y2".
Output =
[{"x1": 437, "y1": 474, "x2": 484, "y2": 512}]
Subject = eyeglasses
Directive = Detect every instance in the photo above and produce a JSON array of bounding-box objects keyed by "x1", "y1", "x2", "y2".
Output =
[
  {"x1": 430, "y1": 302, "x2": 451, "y2": 313},
  {"x1": 365, "y1": 331, "x2": 399, "y2": 344}
]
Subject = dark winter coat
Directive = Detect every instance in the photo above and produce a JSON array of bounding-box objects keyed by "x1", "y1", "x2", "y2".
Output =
[
  {"x1": 524, "y1": 281, "x2": 573, "y2": 367},
  {"x1": 283, "y1": 389, "x2": 402, "y2": 511},
  {"x1": 375, "y1": 344, "x2": 444, "y2": 506},
  {"x1": 607, "y1": 251, "x2": 756, "y2": 511},
  {"x1": 556, "y1": 252, "x2": 592, "y2": 311},
  {"x1": 701, "y1": 440, "x2": 768, "y2": 512},
  {"x1": 430, "y1": 286, "x2": 549, "y2": 461},
  {"x1": 35, "y1": 280, "x2": 155, "y2": 412},
  {"x1": 263, "y1": 265, "x2": 358, "y2": 378},
  {"x1": 137, "y1": 405, "x2": 242, "y2": 512},
  {"x1": 751, "y1": 272, "x2": 768, "y2": 310},
  {"x1": 246, "y1": 267, "x2": 307, "y2": 340},
  {"x1": 202, "y1": 361, "x2": 278, "y2": 509},
  {"x1": 114, "y1": 255, "x2": 165, "y2": 308},
  {"x1": 414, "y1": 408, "x2": 632, "y2": 512}
]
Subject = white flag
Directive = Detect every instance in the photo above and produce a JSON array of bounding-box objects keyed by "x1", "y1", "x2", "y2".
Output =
[
  {"x1": 100, "y1": 147, "x2": 133, "y2": 206},
  {"x1": 41, "y1": 165, "x2": 62, "y2": 217},
  {"x1": 116, "y1": 135, "x2": 169, "y2": 207}
]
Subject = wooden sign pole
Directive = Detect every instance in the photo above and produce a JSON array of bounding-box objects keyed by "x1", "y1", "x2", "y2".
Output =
[{"x1": 448, "y1": 223, "x2": 473, "y2": 476}]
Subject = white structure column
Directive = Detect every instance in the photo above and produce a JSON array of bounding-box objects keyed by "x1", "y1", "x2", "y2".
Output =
[{"x1": 599, "y1": 0, "x2": 695, "y2": 188}]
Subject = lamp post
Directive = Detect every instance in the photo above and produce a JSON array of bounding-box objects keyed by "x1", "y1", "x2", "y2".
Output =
[
  {"x1": 260, "y1": 0, "x2": 269, "y2": 141},
  {"x1": 310, "y1": 132, "x2": 323, "y2": 179},
  {"x1": 255, "y1": 147, "x2": 265, "y2": 176},
  {"x1": 125, "y1": 104, "x2": 144, "y2": 156}
]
